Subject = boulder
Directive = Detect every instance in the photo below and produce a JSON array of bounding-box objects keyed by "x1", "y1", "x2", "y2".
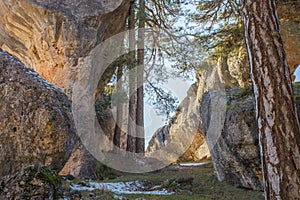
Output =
[
  {"x1": 59, "y1": 94, "x2": 119, "y2": 178},
  {"x1": 201, "y1": 86, "x2": 300, "y2": 190},
  {"x1": 59, "y1": 142, "x2": 98, "y2": 178},
  {"x1": 0, "y1": 0, "x2": 130, "y2": 177},
  {"x1": 0, "y1": 165, "x2": 63, "y2": 200},
  {"x1": 0, "y1": 49, "x2": 76, "y2": 177}
]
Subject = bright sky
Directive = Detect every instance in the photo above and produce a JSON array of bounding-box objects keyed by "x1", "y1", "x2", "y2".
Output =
[
  {"x1": 144, "y1": 76, "x2": 194, "y2": 147},
  {"x1": 143, "y1": 3, "x2": 199, "y2": 147},
  {"x1": 294, "y1": 65, "x2": 300, "y2": 82}
]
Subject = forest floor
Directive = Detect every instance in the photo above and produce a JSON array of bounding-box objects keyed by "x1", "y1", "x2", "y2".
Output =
[{"x1": 63, "y1": 162, "x2": 264, "y2": 200}]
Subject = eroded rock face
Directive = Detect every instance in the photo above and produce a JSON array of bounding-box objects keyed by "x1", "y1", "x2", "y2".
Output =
[
  {"x1": 0, "y1": 165, "x2": 63, "y2": 200},
  {"x1": 0, "y1": 0, "x2": 130, "y2": 178},
  {"x1": 201, "y1": 87, "x2": 300, "y2": 190},
  {"x1": 146, "y1": 84, "x2": 210, "y2": 162},
  {"x1": 167, "y1": 83, "x2": 210, "y2": 162},
  {"x1": 146, "y1": 125, "x2": 170, "y2": 154},
  {"x1": 0, "y1": 49, "x2": 76, "y2": 177},
  {"x1": 278, "y1": 2, "x2": 300, "y2": 78},
  {"x1": 0, "y1": 0, "x2": 130, "y2": 92},
  {"x1": 59, "y1": 142, "x2": 98, "y2": 178},
  {"x1": 201, "y1": 88, "x2": 262, "y2": 190},
  {"x1": 146, "y1": 65, "x2": 220, "y2": 162}
]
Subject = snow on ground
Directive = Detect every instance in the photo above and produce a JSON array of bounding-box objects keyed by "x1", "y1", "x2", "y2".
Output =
[
  {"x1": 179, "y1": 161, "x2": 211, "y2": 167},
  {"x1": 70, "y1": 180, "x2": 174, "y2": 195}
]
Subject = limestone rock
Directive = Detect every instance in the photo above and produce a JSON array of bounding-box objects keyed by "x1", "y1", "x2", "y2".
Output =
[
  {"x1": 0, "y1": 0, "x2": 130, "y2": 92},
  {"x1": 146, "y1": 63, "x2": 224, "y2": 163},
  {"x1": 0, "y1": 0, "x2": 130, "y2": 178},
  {"x1": 227, "y1": 47, "x2": 250, "y2": 87},
  {"x1": 146, "y1": 78, "x2": 214, "y2": 162},
  {"x1": 201, "y1": 86, "x2": 300, "y2": 190},
  {"x1": 278, "y1": 2, "x2": 300, "y2": 78},
  {"x1": 217, "y1": 56, "x2": 240, "y2": 89},
  {"x1": 59, "y1": 141, "x2": 98, "y2": 178},
  {"x1": 0, "y1": 49, "x2": 76, "y2": 178},
  {"x1": 146, "y1": 125, "x2": 170, "y2": 154},
  {"x1": 215, "y1": 3, "x2": 300, "y2": 88},
  {"x1": 201, "y1": 88, "x2": 262, "y2": 190},
  {"x1": 146, "y1": 84, "x2": 208, "y2": 162},
  {"x1": 0, "y1": 165, "x2": 63, "y2": 199},
  {"x1": 60, "y1": 97, "x2": 117, "y2": 178}
]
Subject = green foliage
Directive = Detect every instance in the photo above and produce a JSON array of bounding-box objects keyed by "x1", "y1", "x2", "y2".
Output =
[
  {"x1": 209, "y1": 23, "x2": 245, "y2": 61},
  {"x1": 293, "y1": 83, "x2": 300, "y2": 100},
  {"x1": 225, "y1": 86, "x2": 253, "y2": 111},
  {"x1": 22, "y1": 165, "x2": 62, "y2": 199},
  {"x1": 234, "y1": 85, "x2": 253, "y2": 98},
  {"x1": 145, "y1": 83, "x2": 179, "y2": 122},
  {"x1": 193, "y1": 0, "x2": 245, "y2": 60},
  {"x1": 95, "y1": 91, "x2": 112, "y2": 118},
  {"x1": 93, "y1": 163, "x2": 119, "y2": 181},
  {"x1": 37, "y1": 166, "x2": 62, "y2": 186},
  {"x1": 23, "y1": 165, "x2": 61, "y2": 186}
]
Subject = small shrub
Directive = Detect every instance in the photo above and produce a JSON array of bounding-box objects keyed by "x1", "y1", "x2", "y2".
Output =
[{"x1": 93, "y1": 163, "x2": 118, "y2": 180}]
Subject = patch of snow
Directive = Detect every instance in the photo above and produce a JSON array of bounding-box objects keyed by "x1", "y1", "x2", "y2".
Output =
[
  {"x1": 70, "y1": 184, "x2": 95, "y2": 191},
  {"x1": 179, "y1": 161, "x2": 211, "y2": 167},
  {"x1": 70, "y1": 181, "x2": 174, "y2": 195},
  {"x1": 113, "y1": 194, "x2": 124, "y2": 200}
]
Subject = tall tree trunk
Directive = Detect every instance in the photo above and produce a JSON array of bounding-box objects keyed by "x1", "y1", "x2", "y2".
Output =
[
  {"x1": 136, "y1": 0, "x2": 145, "y2": 154},
  {"x1": 113, "y1": 65, "x2": 124, "y2": 151},
  {"x1": 242, "y1": 1, "x2": 300, "y2": 199},
  {"x1": 126, "y1": 1, "x2": 137, "y2": 153}
]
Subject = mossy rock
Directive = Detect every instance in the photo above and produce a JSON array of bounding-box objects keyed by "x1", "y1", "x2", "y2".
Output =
[{"x1": 0, "y1": 165, "x2": 63, "y2": 200}]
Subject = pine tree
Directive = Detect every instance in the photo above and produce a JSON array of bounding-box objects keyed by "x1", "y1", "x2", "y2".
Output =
[
  {"x1": 126, "y1": 0, "x2": 137, "y2": 153},
  {"x1": 243, "y1": 0, "x2": 300, "y2": 199},
  {"x1": 136, "y1": 0, "x2": 146, "y2": 154}
]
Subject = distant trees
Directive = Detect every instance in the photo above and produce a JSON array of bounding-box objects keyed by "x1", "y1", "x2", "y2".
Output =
[{"x1": 242, "y1": 0, "x2": 300, "y2": 199}]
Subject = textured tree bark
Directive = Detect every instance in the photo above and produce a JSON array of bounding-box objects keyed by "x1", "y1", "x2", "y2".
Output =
[
  {"x1": 126, "y1": 1, "x2": 137, "y2": 153},
  {"x1": 136, "y1": 0, "x2": 145, "y2": 154},
  {"x1": 113, "y1": 65, "x2": 124, "y2": 150},
  {"x1": 242, "y1": 0, "x2": 300, "y2": 199}
]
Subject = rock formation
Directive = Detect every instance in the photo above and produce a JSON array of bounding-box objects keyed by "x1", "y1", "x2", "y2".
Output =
[
  {"x1": 0, "y1": 0, "x2": 130, "y2": 93},
  {"x1": 214, "y1": 2, "x2": 300, "y2": 86},
  {"x1": 217, "y1": 46, "x2": 251, "y2": 88},
  {"x1": 0, "y1": 0, "x2": 130, "y2": 178},
  {"x1": 201, "y1": 86, "x2": 300, "y2": 190},
  {"x1": 146, "y1": 64, "x2": 221, "y2": 162},
  {"x1": 60, "y1": 98, "x2": 117, "y2": 178},
  {"x1": 146, "y1": 125, "x2": 170, "y2": 154},
  {"x1": 278, "y1": 2, "x2": 300, "y2": 79},
  {"x1": 0, "y1": 165, "x2": 63, "y2": 200},
  {"x1": 146, "y1": 83, "x2": 208, "y2": 162},
  {"x1": 201, "y1": 87, "x2": 262, "y2": 190},
  {"x1": 0, "y1": 49, "x2": 76, "y2": 178}
]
